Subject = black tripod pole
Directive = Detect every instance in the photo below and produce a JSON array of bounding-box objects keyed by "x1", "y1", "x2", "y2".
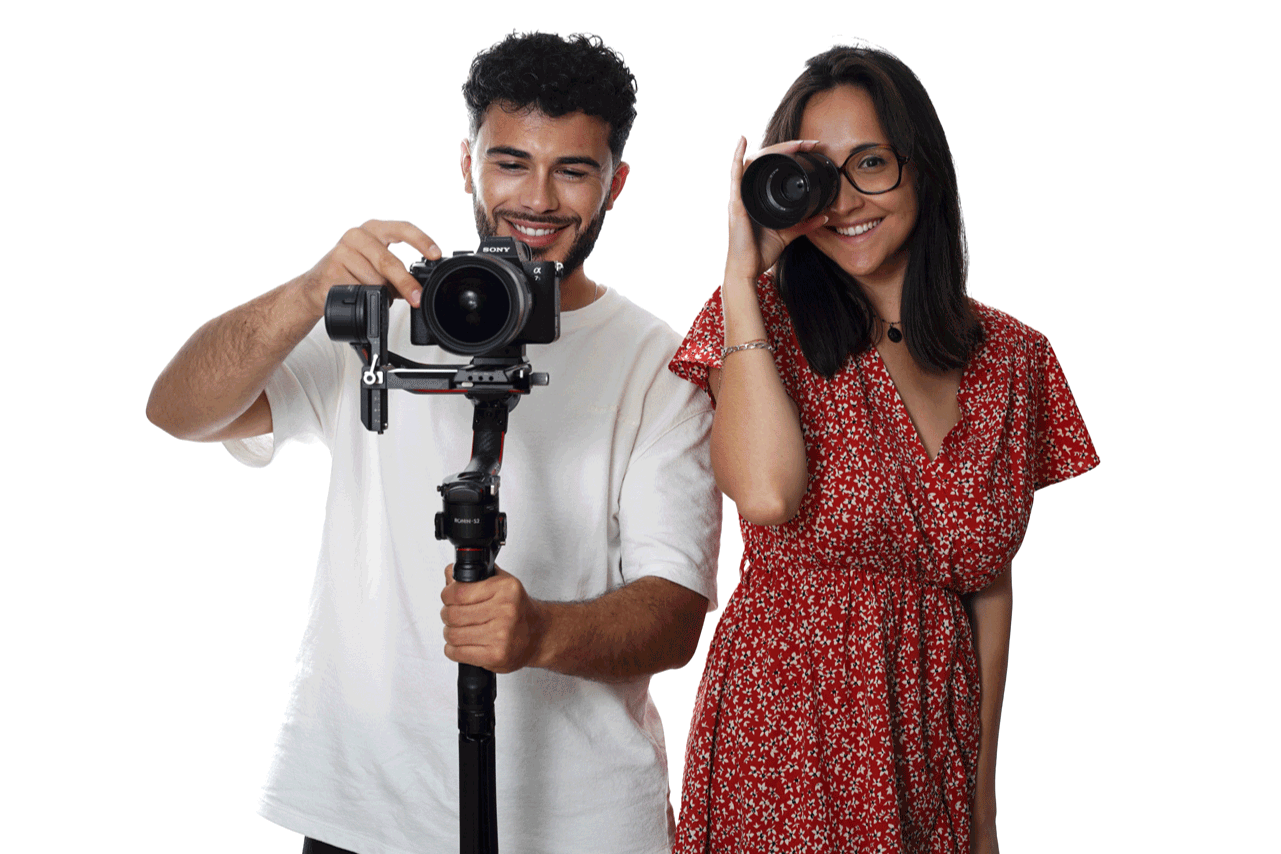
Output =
[{"x1": 437, "y1": 395, "x2": 516, "y2": 854}]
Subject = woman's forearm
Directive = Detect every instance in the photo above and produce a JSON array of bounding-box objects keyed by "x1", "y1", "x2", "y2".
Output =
[
  {"x1": 709, "y1": 272, "x2": 808, "y2": 525},
  {"x1": 967, "y1": 562, "x2": 1013, "y2": 843}
]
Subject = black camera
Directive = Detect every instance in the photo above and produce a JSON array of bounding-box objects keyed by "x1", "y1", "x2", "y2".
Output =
[
  {"x1": 323, "y1": 236, "x2": 556, "y2": 434},
  {"x1": 410, "y1": 236, "x2": 560, "y2": 356},
  {"x1": 741, "y1": 152, "x2": 840, "y2": 230}
]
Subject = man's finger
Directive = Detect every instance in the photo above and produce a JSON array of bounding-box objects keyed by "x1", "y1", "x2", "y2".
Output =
[
  {"x1": 345, "y1": 224, "x2": 423, "y2": 305},
  {"x1": 366, "y1": 220, "x2": 443, "y2": 262}
]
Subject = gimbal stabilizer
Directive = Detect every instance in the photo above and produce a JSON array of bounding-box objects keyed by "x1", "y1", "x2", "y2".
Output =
[{"x1": 326, "y1": 283, "x2": 551, "y2": 854}]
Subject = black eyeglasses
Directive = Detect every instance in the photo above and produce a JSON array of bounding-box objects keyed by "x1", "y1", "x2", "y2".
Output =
[{"x1": 837, "y1": 146, "x2": 909, "y2": 195}]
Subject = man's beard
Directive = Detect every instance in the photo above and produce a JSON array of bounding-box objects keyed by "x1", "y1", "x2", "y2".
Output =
[{"x1": 473, "y1": 197, "x2": 608, "y2": 278}]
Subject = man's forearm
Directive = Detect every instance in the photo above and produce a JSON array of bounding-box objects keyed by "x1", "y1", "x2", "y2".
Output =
[
  {"x1": 531, "y1": 576, "x2": 708, "y2": 682},
  {"x1": 443, "y1": 571, "x2": 708, "y2": 682},
  {"x1": 147, "y1": 276, "x2": 319, "y2": 442},
  {"x1": 148, "y1": 221, "x2": 441, "y2": 444}
]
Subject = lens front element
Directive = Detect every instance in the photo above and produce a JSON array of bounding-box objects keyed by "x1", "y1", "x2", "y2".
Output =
[{"x1": 422, "y1": 256, "x2": 531, "y2": 356}]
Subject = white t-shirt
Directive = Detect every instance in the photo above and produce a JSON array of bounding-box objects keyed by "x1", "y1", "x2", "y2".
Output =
[{"x1": 227, "y1": 286, "x2": 720, "y2": 854}]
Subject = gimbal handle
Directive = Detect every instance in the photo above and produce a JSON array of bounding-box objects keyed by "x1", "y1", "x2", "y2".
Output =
[{"x1": 436, "y1": 397, "x2": 513, "y2": 583}]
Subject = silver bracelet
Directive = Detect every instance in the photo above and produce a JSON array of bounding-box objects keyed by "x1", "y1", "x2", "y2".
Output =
[{"x1": 721, "y1": 339, "x2": 774, "y2": 360}]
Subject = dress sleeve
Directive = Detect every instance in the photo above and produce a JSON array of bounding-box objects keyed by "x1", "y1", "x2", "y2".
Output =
[
  {"x1": 1031, "y1": 338, "x2": 1100, "y2": 490},
  {"x1": 668, "y1": 287, "x2": 725, "y2": 400}
]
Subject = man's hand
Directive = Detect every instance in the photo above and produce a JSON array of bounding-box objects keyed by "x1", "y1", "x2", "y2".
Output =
[
  {"x1": 296, "y1": 220, "x2": 443, "y2": 318},
  {"x1": 440, "y1": 565, "x2": 548, "y2": 674}
]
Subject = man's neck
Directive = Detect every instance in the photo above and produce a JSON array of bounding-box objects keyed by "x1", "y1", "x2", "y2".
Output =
[{"x1": 558, "y1": 267, "x2": 602, "y2": 312}]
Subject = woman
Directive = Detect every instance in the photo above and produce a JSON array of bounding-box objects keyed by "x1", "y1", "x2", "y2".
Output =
[{"x1": 669, "y1": 46, "x2": 1098, "y2": 853}]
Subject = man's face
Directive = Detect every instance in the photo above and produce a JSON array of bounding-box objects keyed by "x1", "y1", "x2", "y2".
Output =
[{"x1": 462, "y1": 104, "x2": 628, "y2": 280}]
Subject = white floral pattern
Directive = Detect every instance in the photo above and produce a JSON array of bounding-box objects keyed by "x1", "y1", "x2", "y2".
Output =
[{"x1": 669, "y1": 274, "x2": 1099, "y2": 853}]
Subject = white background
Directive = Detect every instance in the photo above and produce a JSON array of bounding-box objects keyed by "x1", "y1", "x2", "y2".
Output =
[{"x1": 3, "y1": 1, "x2": 1277, "y2": 851}]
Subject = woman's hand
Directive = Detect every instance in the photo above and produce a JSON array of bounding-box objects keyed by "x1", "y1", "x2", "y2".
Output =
[{"x1": 726, "y1": 136, "x2": 829, "y2": 282}]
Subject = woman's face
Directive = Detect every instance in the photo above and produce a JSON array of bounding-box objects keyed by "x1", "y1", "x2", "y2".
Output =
[{"x1": 798, "y1": 85, "x2": 918, "y2": 292}]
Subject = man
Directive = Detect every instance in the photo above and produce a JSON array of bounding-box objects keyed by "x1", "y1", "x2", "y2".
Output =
[{"x1": 147, "y1": 33, "x2": 719, "y2": 854}]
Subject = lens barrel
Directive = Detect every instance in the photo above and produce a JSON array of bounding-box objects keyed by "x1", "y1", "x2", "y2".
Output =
[
  {"x1": 741, "y1": 152, "x2": 841, "y2": 230},
  {"x1": 421, "y1": 256, "x2": 533, "y2": 356}
]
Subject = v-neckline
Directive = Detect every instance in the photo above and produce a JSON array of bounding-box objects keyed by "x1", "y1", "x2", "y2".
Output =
[{"x1": 864, "y1": 346, "x2": 971, "y2": 466}]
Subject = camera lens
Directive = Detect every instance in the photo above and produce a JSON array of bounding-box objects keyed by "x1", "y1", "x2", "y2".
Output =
[
  {"x1": 436, "y1": 274, "x2": 509, "y2": 341},
  {"x1": 779, "y1": 174, "x2": 807, "y2": 203},
  {"x1": 422, "y1": 257, "x2": 531, "y2": 356},
  {"x1": 741, "y1": 152, "x2": 841, "y2": 230}
]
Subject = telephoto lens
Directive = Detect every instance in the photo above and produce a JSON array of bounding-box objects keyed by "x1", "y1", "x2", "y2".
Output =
[{"x1": 741, "y1": 152, "x2": 840, "y2": 230}]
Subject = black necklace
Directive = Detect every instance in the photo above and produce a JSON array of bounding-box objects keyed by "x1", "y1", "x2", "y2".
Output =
[
  {"x1": 874, "y1": 312, "x2": 904, "y2": 343},
  {"x1": 865, "y1": 306, "x2": 906, "y2": 343}
]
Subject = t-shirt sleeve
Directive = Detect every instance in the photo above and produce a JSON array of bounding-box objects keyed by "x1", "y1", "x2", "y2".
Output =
[
  {"x1": 1030, "y1": 338, "x2": 1100, "y2": 490},
  {"x1": 223, "y1": 320, "x2": 347, "y2": 468},
  {"x1": 668, "y1": 287, "x2": 725, "y2": 400},
  {"x1": 618, "y1": 371, "x2": 721, "y2": 611}
]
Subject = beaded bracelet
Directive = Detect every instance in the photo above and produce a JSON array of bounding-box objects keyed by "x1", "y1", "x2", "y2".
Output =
[{"x1": 721, "y1": 339, "x2": 774, "y2": 360}]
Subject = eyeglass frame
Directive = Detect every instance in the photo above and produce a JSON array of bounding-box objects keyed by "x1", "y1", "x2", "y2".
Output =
[{"x1": 837, "y1": 145, "x2": 910, "y2": 195}]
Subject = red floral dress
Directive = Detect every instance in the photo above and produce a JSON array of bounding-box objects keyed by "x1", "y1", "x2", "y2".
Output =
[{"x1": 668, "y1": 275, "x2": 1099, "y2": 853}]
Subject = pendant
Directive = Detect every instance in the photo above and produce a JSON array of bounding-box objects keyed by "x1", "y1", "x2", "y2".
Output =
[{"x1": 887, "y1": 325, "x2": 903, "y2": 343}]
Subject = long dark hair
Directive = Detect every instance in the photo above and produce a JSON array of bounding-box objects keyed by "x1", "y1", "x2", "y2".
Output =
[{"x1": 764, "y1": 46, "x2": 982, "y2": 377}]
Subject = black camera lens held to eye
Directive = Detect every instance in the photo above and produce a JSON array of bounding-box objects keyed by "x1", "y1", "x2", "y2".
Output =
[{"x1": 741, "y1": 152, "x2": 841, "y2": 230}]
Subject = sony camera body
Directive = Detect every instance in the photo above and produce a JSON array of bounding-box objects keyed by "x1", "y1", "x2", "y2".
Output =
[
  {"x1": 323, "y1": 235, "x2": 558, "y2": 433},
  {"x1": 410, "y1": 236, "x2": 560, "y2": 356}
]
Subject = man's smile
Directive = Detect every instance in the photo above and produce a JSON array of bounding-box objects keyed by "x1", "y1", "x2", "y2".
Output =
[{"x1": 496, "y1": 212, "x2": 578, "y2": 249}]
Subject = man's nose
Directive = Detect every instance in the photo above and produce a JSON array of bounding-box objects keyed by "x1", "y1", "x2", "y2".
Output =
[{"x1": 520, "y1": 171, "x2": 557, "y2": 212}]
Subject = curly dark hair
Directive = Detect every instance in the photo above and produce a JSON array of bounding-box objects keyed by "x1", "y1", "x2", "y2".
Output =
[{"x1": 463, "y1": 32, "x2": 638, "y2": 162}]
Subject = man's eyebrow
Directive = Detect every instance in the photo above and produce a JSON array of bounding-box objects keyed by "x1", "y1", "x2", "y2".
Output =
[
  {"x1": 485, "y1": 146, "x2": 603, "y2": 170},
  {"x1": 486, "y1": 145, "x2": 532, "y2": 160},
  {"x1": 554, "y1": 155, "x2": 604, "y2": 170}
]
